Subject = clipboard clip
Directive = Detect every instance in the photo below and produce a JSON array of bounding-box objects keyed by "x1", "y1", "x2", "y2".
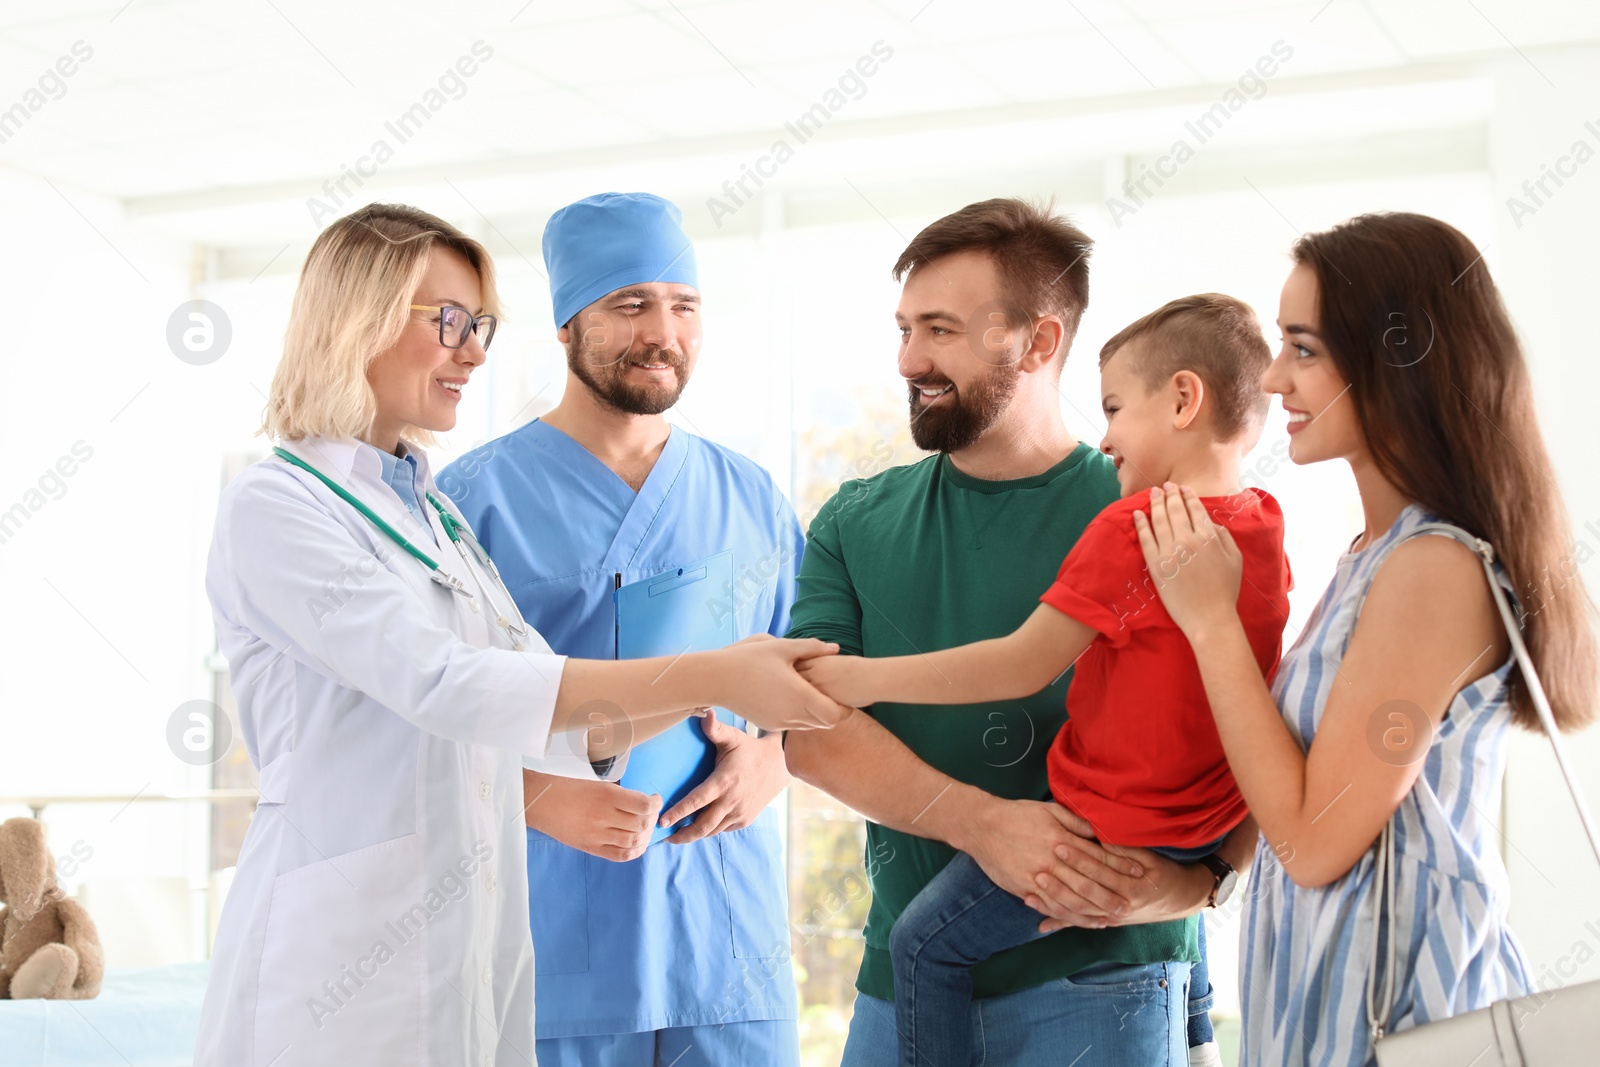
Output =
[{"x1": 647, "y1": 565, "x2": 709, "y2": 596}]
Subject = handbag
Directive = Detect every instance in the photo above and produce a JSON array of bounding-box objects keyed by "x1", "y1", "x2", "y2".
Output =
[{"x1": 1368, "y1": 525, "x2": 1600, "y2": 1064}]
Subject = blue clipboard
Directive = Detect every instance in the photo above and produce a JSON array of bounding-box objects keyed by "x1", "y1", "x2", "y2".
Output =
[{"x1": 614, "y1": 550, "x2": 737, "y2": 843}]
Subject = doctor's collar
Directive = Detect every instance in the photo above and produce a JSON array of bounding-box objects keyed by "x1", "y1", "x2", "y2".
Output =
[{"x1": 276, "y1": 436, "x2": 434, "y2": 487}]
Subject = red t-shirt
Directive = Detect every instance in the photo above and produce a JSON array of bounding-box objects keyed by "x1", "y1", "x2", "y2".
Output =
[{"x1": 1039, "y1": 487, "x2": 1291, "y2": 848}]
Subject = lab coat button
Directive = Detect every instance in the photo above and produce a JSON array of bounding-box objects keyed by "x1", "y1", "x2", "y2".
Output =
[
  {"x1": 482, "y1": 966, "x2": 492, "y2": 985},
  {"x1": 485, "y1": 873, "x2": 496, "y2": 892},
  {"x1": 478, "y1": 780, "x2": 490, "y2": 801}
]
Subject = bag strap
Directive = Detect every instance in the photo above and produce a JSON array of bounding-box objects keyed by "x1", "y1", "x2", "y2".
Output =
[{"x1": 1366, "y1": 523, "x2": 1600, "y2": 1041}]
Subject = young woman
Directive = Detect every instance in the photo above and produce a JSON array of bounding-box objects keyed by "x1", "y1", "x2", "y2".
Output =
[
  {"x1": 194, "y1": 204, "x2": 844, "y2": 1067},
  {"x1": 1131, "y1": 211, "x2": 1596, "y2": 1066}
]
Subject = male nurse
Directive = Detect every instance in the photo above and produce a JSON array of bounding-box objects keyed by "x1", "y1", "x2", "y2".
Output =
[{"x1": 440, "y1": 192, "x2": 803, "y2": 1067}]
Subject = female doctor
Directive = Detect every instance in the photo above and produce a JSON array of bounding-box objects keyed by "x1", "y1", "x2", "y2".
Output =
[{"x1": 193, "y1": 203, "x2": 844, "y2": 1067}]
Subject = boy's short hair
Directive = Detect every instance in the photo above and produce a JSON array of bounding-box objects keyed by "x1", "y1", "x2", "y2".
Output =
[{"x1": 1099, "y1": 293, "x2": 1271, "y2": 441}]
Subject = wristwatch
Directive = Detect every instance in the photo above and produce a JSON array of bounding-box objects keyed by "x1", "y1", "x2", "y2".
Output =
[{"x1": 1200, "y1": 853, "x2": 1237, "y2": 908}]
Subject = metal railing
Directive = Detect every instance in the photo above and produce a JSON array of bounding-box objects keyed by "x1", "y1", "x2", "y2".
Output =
[{"x1": 0, "y1": 789, "x2": 259, "y2": 820}]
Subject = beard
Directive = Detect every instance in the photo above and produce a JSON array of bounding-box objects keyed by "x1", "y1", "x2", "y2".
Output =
[
  {"x1": 907, "y1": 363, "x2": 1020, "y2": 453},
  {"x1": 565, "y1": 338, "x2": 690, "y2": 416}
]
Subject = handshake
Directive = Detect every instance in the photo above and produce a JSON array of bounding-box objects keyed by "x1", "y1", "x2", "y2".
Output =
[{"x1": 702, "y1": 635, "x2": 871, "y2": 734}]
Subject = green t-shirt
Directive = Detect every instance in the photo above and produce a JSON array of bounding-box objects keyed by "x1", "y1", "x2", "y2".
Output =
[{"x1": 787, "y1": 443, "x2": 1198, "y2": 1001}]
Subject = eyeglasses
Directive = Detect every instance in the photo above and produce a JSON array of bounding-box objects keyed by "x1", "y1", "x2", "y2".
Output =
[{"x1": 409, "y1": 304, "x2": 498, "y2": 351}]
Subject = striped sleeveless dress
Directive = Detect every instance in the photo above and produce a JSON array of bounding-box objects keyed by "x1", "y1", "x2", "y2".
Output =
[{"x1": 1239, "y1": 504, "x2": 1534, "y2": 1067}]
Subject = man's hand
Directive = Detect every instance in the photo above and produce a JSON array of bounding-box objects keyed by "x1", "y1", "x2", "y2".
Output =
[
  {"x1": 660, "y1": 712, "x2": 789, "y2": 844},
  {"x1": 782, "y1": 709, "x2": 1202, "y2": 935},
  {"x1": 955, "y1": 797, "x2": 1145, "y2": 926},
  {"x1": 1024, "y1": 806, "x2": 1216, "y2": 934},
  {"x1": 522, "y1": 769, "x2": 662, "y2": 863}
]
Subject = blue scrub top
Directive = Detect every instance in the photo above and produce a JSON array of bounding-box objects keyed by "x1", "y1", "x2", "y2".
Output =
[{"x1": 440, "y1": 420, "x2": 805, "y2": 1038}]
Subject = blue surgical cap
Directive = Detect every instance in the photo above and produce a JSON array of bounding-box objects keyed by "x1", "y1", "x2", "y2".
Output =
[{"x1": 542, "y1": 192, "x2": 699, "y2": 328}]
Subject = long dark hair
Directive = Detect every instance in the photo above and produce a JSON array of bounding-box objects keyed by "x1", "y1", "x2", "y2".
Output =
[{"x1": 1295, "y1": 212, "x2": 1596, "y2": 731}]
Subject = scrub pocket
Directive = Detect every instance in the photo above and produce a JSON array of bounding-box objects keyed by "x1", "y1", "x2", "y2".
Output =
[
  {"x1": 717, "y1": 823, "x2": 791, "y2": 960},
  {"x1": 526, "y1": 827, "x2": 591, "y2": 975},
  {"x1": 254, "y1": 832, "x2": 423, "y2": 1066}
]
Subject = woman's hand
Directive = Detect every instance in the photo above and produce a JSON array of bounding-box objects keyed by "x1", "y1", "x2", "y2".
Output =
[
  {"x1": 522, "y1": 769, "x2": 662, "y2": 863},
  {"x1": 1132, "y1": 483, "x2": 1244, "y2": 640},
  {"x1": 711, "y1": 634, "x2": 850, "y2": 732},
  {"x1": 795, "y1": 653, "x2": 876, "y2": 709}
]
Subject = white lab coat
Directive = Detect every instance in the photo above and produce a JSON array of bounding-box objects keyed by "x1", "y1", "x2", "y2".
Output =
[{"x1": 195, "y1": 436, "x2": 572, "y2": 1067}]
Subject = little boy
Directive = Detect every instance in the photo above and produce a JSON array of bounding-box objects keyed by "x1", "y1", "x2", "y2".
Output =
[{"x1": 800, "y1": 293, "x2": 1292, "y2": 1067}]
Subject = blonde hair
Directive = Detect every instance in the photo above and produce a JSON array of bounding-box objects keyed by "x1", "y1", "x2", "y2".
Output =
[{"x1": 261, "y1": 203, "x2": 499, "y2": 447}]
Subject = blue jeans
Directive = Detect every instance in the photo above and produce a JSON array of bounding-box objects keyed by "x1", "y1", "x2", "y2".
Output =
[
  {"x1": 1189, "y1": 915, "x2": 1215, "y2": 1045},
  {"x1": 845, "y1": 960, "x2": 1191, "y2": 1067},
  {"x1": 1140, "y1": 842, "x2": 1217, "y2": 1047},
  {"x1": 889, "y1": 850, "x2": 1210, "y2": 1067},
  {"x1": 535, "y1": 1020, "x2": 799, "y2": 1066}
]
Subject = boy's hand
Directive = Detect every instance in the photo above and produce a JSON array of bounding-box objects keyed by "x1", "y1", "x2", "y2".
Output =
[{"x1": 795, "y1": 653, "x2": 875, "y2": 709}]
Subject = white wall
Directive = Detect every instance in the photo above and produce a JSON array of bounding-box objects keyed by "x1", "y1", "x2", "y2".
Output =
[
  {"x1": 1487, "y1": 47, "x2": 1600, "y2": 993},
  {"x1": 0, "y1": 169, "x2": 215, "y2": 959}
]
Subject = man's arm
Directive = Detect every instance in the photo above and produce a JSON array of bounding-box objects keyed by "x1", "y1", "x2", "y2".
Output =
[
  {"x1": 1219, "y1": 813, "x2": 1258, "y2": 873},
  {"x1": 785, "y1": 708, "x2": 1143, "y2": 922}
]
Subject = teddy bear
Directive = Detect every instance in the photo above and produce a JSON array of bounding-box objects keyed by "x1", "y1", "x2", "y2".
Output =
[{"x1": 0, "y1": 816, "x2": 104, "y2": 999}]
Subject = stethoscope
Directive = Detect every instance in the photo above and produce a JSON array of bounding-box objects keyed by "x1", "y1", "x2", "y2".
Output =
[{"x1": 273, "y1": 446, "x2": 531, "y2": 650}]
